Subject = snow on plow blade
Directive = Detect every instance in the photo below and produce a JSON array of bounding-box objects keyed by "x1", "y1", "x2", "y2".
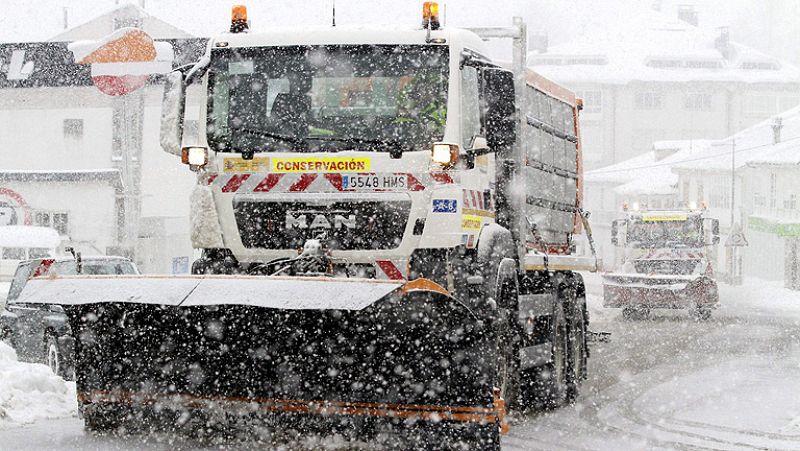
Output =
[
  {"x1": 17, "y1": 275, "x2": 501, "y2": 434},
  {"x1": 602, "y1": 273, "x2": 718, "y2": 309}
]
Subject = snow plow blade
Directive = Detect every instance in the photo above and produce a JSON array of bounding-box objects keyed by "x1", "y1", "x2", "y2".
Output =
[
  {"x1": 17, "y1": 275, "x2": 502, "y2": 437},
  {"x1": 602, "y1": 273, "x2": 719, "y2": 309}
]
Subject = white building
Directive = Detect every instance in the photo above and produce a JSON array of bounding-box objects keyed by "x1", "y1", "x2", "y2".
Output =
[
  {"x1": 528, "y1": 1, "x2": 800, "y2": 169},
  {"x1": 667, "y1": 106, "x2": 800, "y2": 287},
  {"x1": 0, "y1": 4, "x2": 206, "y2": 273}
]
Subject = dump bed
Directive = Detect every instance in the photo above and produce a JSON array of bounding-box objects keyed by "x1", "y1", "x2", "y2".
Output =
[{"x1": 521, "y1": 70, "x2": 581, "y2": 254}]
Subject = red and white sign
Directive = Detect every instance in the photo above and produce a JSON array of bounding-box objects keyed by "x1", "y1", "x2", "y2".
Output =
[
  {"x1": 0, "y1": 187, "x2": 31, "y2": 226},
  {"x1": 69, "y1": 28, "x2": 173, "y2": 96}
]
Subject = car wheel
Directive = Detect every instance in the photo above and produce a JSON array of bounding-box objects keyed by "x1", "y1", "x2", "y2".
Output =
[{"x1": 46, "y1": 336, "x2": 64, "y2": 378}]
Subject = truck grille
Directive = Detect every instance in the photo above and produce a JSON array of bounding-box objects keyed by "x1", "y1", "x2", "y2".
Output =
[
  {"x1": 233, "y1": 197, "x2": 411, "y2": 250},
  {"x1": 633, "y1": 259, "x2": 699, "y2": 275}
]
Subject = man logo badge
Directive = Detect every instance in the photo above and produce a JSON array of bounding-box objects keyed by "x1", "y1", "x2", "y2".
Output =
[{"x1": 285, "y1": 213, "x2": 357, "y2": 230}]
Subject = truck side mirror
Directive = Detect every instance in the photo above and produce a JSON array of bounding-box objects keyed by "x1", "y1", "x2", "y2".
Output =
[
  {"x1": 611, "y1": 219, "x2": 624, "y2": 246},
  {"x1": 705, "y1": 218, "x2": 720, "y2": 245},
  {"x1": 160, "y1": 70, "x2": 186, "y2": 156},
  {"x1": 481, "y1": 68, "x2": 516, "y2": 153}
]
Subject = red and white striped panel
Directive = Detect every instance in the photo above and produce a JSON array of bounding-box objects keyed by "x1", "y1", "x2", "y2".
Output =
[
  {"x1": 462, "y1": 189, "x2": 490, "y2": 210},
  {"x1": 375, "y1": 259, "x2": 407, "y2": 281},
  {"x1": 203, "y1": 172, "x2": 456, "y2": 194},
  {"x1": 642, "y1": 249, "x2": 703, "y2": 260}
]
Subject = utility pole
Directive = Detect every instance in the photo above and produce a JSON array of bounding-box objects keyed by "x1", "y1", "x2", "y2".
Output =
[
  {"x1": 730, "y1": 136, "x2": 735, "y2": 227},
  {"x1": 727, "y1": 136, "x2": 742, "y2": 285}
]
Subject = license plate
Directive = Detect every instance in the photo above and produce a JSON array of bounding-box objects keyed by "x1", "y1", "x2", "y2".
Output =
[{"x1": 342, "y1": 174, "x2": 407, "y2": 190}]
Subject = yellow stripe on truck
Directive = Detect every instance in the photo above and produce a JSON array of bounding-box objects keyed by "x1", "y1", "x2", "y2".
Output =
[
  {"x1": 223, "y1": 157, "x2": 270, "y2": 173},
  {"x1": 462, "y1": 214, "x2": 482, "y2": 231},
  {"x1": 271, "y1": 157, "x2": 371, "y2": 173},
  {"x1": 642, "y1": 214, "x2": 688, "y2": 221}
]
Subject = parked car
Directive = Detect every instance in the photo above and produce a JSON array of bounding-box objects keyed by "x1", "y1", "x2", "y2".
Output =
[{"x1": 0, "y1": 256, "x2": 139, "y2": 379}]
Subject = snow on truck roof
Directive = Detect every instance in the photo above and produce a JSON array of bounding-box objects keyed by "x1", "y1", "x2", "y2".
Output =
[
  {"x1": 0, "y1": 226, "x2": 60, "y2": 249},
  {"x1": 211, "y1": 26, "x2": 487, "y2": 54}
]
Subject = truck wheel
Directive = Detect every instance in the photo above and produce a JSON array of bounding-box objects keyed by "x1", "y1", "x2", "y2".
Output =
[
  {"x1": 83, "y1": 404, "x2": 124, "y2": 434},
  {"x1": 494, "y1": 277, "x2": 520, "y2": 408},
  {"x1": 691, "y1": 307, "x2": 712, "y2": 321},
  {"x1": 622, "y1": 306, "x2": 649, "y2": 320},
  {"x1": 566, "y1": 297, "x2": 587, "y2": 403},
  {"x1": 470, "y1": 423, "x2": 501, "y2": 451},
  {"x1": 521, "y1": 301, "x2": 568, "y2": 410},
  {"x1": 192, "y1": 249, "x2": 240, "y2": 275}
]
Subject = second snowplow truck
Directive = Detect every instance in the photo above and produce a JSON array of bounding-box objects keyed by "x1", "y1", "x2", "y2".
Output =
[
  {"x1": 17, "y1": 4, "x2": 599, "y2": 448},
  {"x1": 603, "y1": 208, "x2": 720, "y2": 319}
]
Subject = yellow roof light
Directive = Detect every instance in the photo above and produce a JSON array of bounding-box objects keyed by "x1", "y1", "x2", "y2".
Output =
[
  {"x1": 231, "y1": 5, "x2": 249, "y2": 33},
  {"x1": 422, "y1": 2, "x2": 441, "y2": 30}
]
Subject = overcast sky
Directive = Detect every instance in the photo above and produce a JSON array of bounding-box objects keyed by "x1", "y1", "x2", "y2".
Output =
[
  {"x1": 2, "y1": 1, "x2": 799, "y2": 64},
  {"x1": 0, "y1": 0, "x2": 527, "y2": 42}
]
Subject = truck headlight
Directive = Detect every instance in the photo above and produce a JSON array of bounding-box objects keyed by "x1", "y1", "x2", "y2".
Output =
[
  {"x1": 431, "y1": 143, "x2": 459, "y2": 168},
  {"x1": 181, "y1": 146, "x2": 208, "y2": 170}
]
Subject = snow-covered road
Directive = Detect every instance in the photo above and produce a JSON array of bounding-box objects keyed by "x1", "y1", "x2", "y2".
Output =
[
  {"x1": 506, "y1": 275, "x2": 800, "y2": 450},
  {"x1": 1, "y1": 275, "x2": 799, "y2": 450}
]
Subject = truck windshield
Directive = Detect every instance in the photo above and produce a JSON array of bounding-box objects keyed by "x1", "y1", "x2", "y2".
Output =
[
  {"x1": 207, "y1": 45, "x2": 449, "y2": 153},
  {"x1": 626, "y1": 218, "x2": 703, "y2": 248}
]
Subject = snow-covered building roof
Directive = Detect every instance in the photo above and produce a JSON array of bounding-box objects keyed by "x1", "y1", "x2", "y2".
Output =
[
  {"x1": 586, "y1": 139, "x2": 711, "y2": 196},
  {"x1": 0, "y1": 226, "x2": 60, "y2": 249},
  {"x1": 0, "y1": 169, "x2": 125, "y2": 190},
  {"x1": 671, "y1": 105, "x2": 800, "y2": 171},
  {"x1": 527, "y1": 0, "x2": 800, "y2": 85}
]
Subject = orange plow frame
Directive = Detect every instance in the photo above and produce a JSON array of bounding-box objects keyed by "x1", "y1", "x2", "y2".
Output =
[{"x1": 78, "y1": 390, "x2": 508, "y2": 432}]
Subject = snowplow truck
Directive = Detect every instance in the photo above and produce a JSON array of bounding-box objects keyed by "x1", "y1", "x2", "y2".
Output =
[
  {"x1": 17, "y1": 4, "x2": 599, "y2": 447},
  {"x1": 603, "y1": 209, "x2": 720, "y2": 319}
]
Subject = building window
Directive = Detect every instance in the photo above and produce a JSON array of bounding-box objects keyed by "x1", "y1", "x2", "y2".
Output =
[
  {"x1": 63, "y1": 119, "x2": 83, "y2": 139},
  {"x1": 784, "y1": 194, "x2": 797, "y2": 210},
  {"x1": 635, "y1": 92, "x2": 662, "y2": 110},
  {"x1": 33, "y1": 210, "x2": 69, "y2": 235},
  {"x1": 682, "y1": 181, "x2": 691, "y2": 205},
  {"x1": 576, "y1": 90, "x2": 602, "y2": 114},
  {"x1": 696, "y1": 182, "x2": 704, "y2": 205},
  {"x1": 744, "y1": 94, "x2": 778, "y2": 118},
  {"x1": 709, "y1": 177, "x2": 730, "y2": 208},
  {"x1": 754, "y1": 192, "x2": 766, "y2": 208},
  {"x1": 684, "y1": 93, "x2": 713, "y2": 111}
]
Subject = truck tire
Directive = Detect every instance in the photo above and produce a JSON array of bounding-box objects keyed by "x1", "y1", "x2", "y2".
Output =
[
  {"x1": 690, "y1": 306, "x2": 712, "y2": 321},
  {"x1": 83, "y1": 405, "x2": 124, "y2": 434},
  {"x1": 470, "y1": 423, "x2": 501, "y2": 451},
  {"x1": 192, "y1": 249, "x2": 240, "y2": 275},
  {"x1": 494, "y1": 275, "x2": 520, "y2": 408},
  {"x1": 520, "y1": 299, "x2": 568, "y2": 410},
  {"x1": 622, "y1": 306, "x2": 649, "y2": 320},
  {"x1": 566, "y1": 291, "x2": 587, "y2": 403}
]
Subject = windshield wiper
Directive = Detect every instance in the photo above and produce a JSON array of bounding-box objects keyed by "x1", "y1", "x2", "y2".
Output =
[
  {"x1": 306, "y1": 136, "x2": 408, "y2": 157},
  {"x1": 232, "y1": 127, "x2": 306, "y2": 147}
]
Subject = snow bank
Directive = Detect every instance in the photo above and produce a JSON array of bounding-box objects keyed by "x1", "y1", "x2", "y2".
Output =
[
  {"x1": 719, "y1": 277, "x2": 800, "y2": 322},
  {"x1": 0, "y1": 342, "x2": 77, "y2": 428}
]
